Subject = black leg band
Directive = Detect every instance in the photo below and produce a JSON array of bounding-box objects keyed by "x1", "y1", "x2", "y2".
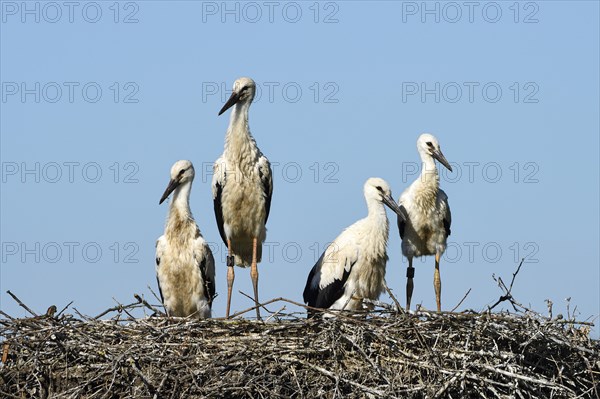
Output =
[
  {"x1": 406, "y1": 266, "x2": 415, "y2": 278},
  {"x1": 227, "y1": 255, "x2": 234, "y2": 267}
]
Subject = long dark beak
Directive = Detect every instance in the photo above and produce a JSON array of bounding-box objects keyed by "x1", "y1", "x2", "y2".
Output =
[
  {"x1": 159, "y1": 178, "x2": 180, "y2": 205},
  {"x1": 382, "y1": 194, "x2": 409, "y2": 222},
  {"x1": 218, "y1": 91, "x2": 240, "y2": 116},
  {"x1": 432, "y1": 150, "x2": 453, "y2": 172}
]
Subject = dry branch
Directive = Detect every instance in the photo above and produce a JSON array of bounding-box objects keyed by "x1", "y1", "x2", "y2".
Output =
[{"x1": 1, "y1": 293, "x2": 598, "y2": 398}]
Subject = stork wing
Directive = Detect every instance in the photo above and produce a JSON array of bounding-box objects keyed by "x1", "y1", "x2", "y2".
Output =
[
  {"x1": 257, "y1": 155, "x2": 273, "y2": 224},
  {"x1": 194, "y1": 231, "x2": 216, "y2": 306},
  {"x1": 397, "y1": 189, "x2": 410, "y2": 240},
  {"x1": 397, "y1": 204, "x2": 408, "y2": 240},
  {"x1": 398, "y1": 194, "x2": 410, "y2": 239},
  {"x1": 155, "y1": 236, "x2": 166, "y2": 305},
  {"x1": 303, "y1": 235, "x2": 359, "y2": 312},
  {"x1": 439, "y1": 189, "x2": 451, "y2": 237},
  {"x1": 212, "y1": 158, "x2": 228, "y2": 246}
]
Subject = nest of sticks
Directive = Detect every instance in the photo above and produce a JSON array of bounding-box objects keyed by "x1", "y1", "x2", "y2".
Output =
[{"x1": 1, "y1": 284, "x2": 599, "y2": 399}]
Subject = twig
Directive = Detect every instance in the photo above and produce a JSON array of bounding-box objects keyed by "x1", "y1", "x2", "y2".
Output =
[
  {"x1": 240, "y1": 290, "x2": 278, "y2": 317},
  {"x1": 508, "y1": 258, "x2": 525, "y2": 292},
  {"x1": 434, "y1": 370, "x2": 466, "y2": 398},
  {"x1": 478, "y1": 363, "x2": 571, "y2": 392},
  {"x1": 0, "y1": 310, "x2": 15, "y2": 320},
  {"x1": 264, "y1": 306, "x2": 286, "y2": 323},
  {"x1": 281, "y1": 356, "x2": 400, "y2": 399},
  {"x1": 451, "y1": 288, "x2": 472, "y2": 312},
  {"x1": 362, "y1": 298, "x2": 397, "y2": 311},
  {"x1": 93, "y1": 304, "x2": 125, "y2": 320},
  {"x1": 56, "y1": 301, "x2": 74, "y2": 318},
  {"x1": 488, "y1": 259, "x2": 525, "y2": 311},
  {"x1": 93, "y1": 298, "x2": 140, "y2": 320},
  {"x1": 72, "y1": 307, "x2": 91, "y2": 321},
  {"x1": 226, "y1": 297, "x2": 290, "y2": 319},
  {"x1": 134, "y1": 294, "x2": 164, "y2": 316},
  {"x1": 147, "y1": 285, "x2": 163, "y2": 305},
  {"x1": 6, "y1": 290, "x2": 38, "y2": 317},
  {"x1": 384, "y1": 279, "x2": 403, "y2": 312},
  {"x1": 128, "y1": 357, "x2": 156, "y2": 394}
]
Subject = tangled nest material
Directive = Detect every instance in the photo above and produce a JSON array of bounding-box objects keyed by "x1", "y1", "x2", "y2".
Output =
[{"x1": 1, "y1": 290, "x2": 599, "y2": 399}]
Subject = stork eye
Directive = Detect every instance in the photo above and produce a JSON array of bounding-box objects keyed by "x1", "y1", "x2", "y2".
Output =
[
  {"x1": 376, "y1": 186, "x2": 383, "y2": 192},
  {"x1": 179, "y1": 169, "x2": 185, "y2": 176},
  {"x1": 426, "y1": 141, "x2": 433, "y2": 147}
]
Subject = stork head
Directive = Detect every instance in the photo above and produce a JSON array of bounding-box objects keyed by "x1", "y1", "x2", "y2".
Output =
[
  {"x1": 159, "y1": 160, "x2": 195, "y2": 204},
  {"x1": 417, "y1": 133, "x2": 452, "y2": 172},
  {"x1": 218, "y1": 77, "x2": 256, "y2": 116},
  {"x1": 364, "y1": 177, "x2": 409, "y2": 221}
]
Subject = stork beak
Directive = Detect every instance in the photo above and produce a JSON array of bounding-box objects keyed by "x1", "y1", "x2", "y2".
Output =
[
  {"x1": 382, "y1": 194, "x2": 409, "y2": 222},
  {"x1": 432, "y1": 150, "x2": 453, "y2": 172},
  {"x1": 159, "y1": 178, "x2": 180, "y2": 205},
  {"x1": 218, "y1": 91, "x2": 240, "y2": 116}
]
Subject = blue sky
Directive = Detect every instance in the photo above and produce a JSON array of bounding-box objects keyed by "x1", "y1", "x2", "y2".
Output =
[{"x1": 1, "y1": 1, "x2": 599, "y2": 335}]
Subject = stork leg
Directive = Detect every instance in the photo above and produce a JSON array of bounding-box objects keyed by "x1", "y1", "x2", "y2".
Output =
[
  {"x1": 250, "y1": 237, "x2": 261, "y2": 320},
  {"x1": 406, "y1": 256, "x2": 415, "y2": 311},
  {"x1": 226, "y1": 239, "x2": 235, "y2": 318},
  {"x1": 434, "y1": 252, "x2": 442, "y2": 313}
]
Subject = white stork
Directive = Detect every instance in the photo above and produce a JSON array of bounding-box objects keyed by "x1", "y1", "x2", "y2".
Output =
[
  {"x1": 398, "y1": 133, "x2": 452, "y2": 312},
  {"x1": 303, "y1": 178, "x2": 407, "y2": 317},
  {"x1": 156, "y1": 160, "x2": 215, "y2": 318},
  {"x1": 212, "y1": 77, "x2": 273, "y2": 319}
]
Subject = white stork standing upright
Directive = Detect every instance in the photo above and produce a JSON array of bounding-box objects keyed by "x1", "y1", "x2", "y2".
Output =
[
  {"x1": 398, "y1": 133, "x2": 452, "y2": 313},
  {"x1": 303, "y1": 178, "x2": 408, "y2": 317},
  {"x1": 212, "y1": 77, "x2": 273, "y2": 319},
  {"x1": 155, "y1": 160, "x2": 216, "y2": 318}
]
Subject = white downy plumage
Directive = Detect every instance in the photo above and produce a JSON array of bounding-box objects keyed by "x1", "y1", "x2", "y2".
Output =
[
  {"x1": 212, "y1": 77, "x2": 273, "y2": 319},
  {"x1": 156, "y1": 160, "x2": 215, "y2": 318},
  {"x1": 303, "y1": 178, "x2": 407, "y2": 317},
  {"x1": 398, "y1": 133, "x2": 452, "y2": 312}
]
